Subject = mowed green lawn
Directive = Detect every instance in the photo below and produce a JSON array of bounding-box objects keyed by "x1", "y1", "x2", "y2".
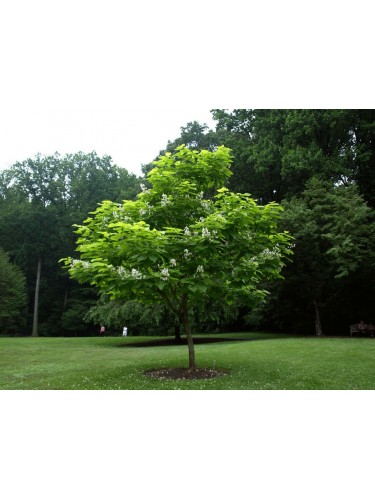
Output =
[{"x1": 1, "y1": 333, "x2": 375, "y2": 390}]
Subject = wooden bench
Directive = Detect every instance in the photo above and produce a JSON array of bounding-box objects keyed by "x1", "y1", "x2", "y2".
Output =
[
  {"x1": 350, "y1": 323, "x2": 375, "y2": 337},
  {"x1": 350, "y1": 324, "x2": 359, "y2": 336}
]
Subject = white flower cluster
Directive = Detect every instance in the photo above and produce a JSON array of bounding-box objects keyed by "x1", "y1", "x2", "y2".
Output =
[
  {"x1": 196, "y1": 265, "x2": 204, "y2": 273},
  {"x1": 131, "y1": 268, "x2": 143, "y2": 279},
  {"x1": 183, "y1": 248, "x2": 192, "y2": 260},
  {"x1": 117, "y1": 266, "x2": 127, "y2": 278},
  {"x1": 161, "y1": 193, "x2": 169, "y2": 207},
  {"x1": 251, "y1": 246, "x2": 282, "y2": 266},
  {"x1": 115, "y1": 267, "x2": 145, "y2": 280},
  {"x1": 261, "y1": 245, "x2": 281, "y2": 260},
  {"x1": 184, "y1": 226, "x2": 191, "y2": 236},
  {"x1": 112, "y1": 207, "x2": 125, "y2": 219},
  {"x1": 160, "y1": 268, "x2": 170, "y2": 281},
  {"x1": 139, "y1": 201, "x2": 153, "y2": 218},
  {"x1": 201, "y1": 227, "x2": 218, "y2": 239},
  {"x1": 170, "y1": 259, "x2": 177, "y2": 267},
  {"x1": 71, "y1": 259, "x2": 90, "y2": 269}
]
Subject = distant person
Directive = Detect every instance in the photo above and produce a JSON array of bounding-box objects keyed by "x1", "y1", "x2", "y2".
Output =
[
  {"x1": 100, "y1": 325, "x2": 106, "y2": 335},
  {"x1": 123, "y1": 326, "x2": 128, "y2": 337}
]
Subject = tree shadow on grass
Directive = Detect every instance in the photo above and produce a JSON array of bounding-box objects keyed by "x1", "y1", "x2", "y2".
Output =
[{"x1": 117, "y1": 333, "x2": 295, "y2": 348}]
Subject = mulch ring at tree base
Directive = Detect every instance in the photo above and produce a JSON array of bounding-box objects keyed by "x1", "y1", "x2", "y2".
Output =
[{"x1": 144, "y1": 367, "x2": 229, "y2": 380}]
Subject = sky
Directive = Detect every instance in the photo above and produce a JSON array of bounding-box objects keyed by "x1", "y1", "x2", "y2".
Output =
[
  {"x1": 1, "y1": 1, "x2": 373, "y2": 183},
  {"x1": 0, "y1": 0, "x2": 224, "y2": 178},
  {"x1": 0, "y1": 109, "x2": 217, "y2": 176}
]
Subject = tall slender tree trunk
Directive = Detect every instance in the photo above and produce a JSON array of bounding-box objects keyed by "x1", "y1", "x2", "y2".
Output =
[
  {"x1": 313, "y1": 299, "x2": 323, "y2": 337},
  {"x1": 63, "y1": 288, "x2": 68, "y2": 310},
  {"x1": 32, "y1": 257, "x2": 42, "y2": 337},
  {"x1": 181, "y1": 294, "x2": 196, "y2": 369}
]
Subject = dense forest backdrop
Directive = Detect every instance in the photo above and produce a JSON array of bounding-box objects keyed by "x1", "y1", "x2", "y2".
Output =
[{"x1": 1, "y1": 109, "x2": 374, "y2": 337}]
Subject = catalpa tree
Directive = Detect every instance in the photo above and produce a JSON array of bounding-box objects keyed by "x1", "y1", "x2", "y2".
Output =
[{"x1": 63, "y1": 146, "x2": 292, "y2": 369}]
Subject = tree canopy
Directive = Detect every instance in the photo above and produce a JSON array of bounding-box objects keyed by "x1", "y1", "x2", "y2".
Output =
[
  {"x1": 159, "y1": 110, "x2": 375, "y2": 335},
  {"x1": 280, "y1": 178, "x2": 375, "y2": 335},
  {"x1": 0, "y1": 151, "x2": 141, "y2": 336},
  {"x1": 64, "y1": 145, "x2": 292, "y2": 367}
]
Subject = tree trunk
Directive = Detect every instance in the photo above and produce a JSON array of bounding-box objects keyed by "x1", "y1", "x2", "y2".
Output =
[
  {"x1": 32, "y1": 257, "x2": 42, "y2": 337},
  {"x1": 63, "y1": 288, "x2": 68, "y2": 310},
  {"x1": 313, "y1": 299, "x2": 323, "y2": 337},
  {"x1": 174, "y1": 324, "x2": 181, "y2": 342},
  {"x1": 181, "y1": 294, "x2": 196, "y2": 369}
]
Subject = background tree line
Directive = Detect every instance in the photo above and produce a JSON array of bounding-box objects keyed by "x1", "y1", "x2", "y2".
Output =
[
  {"x1": 0, "y1": 152, "x2": 141, "y2": 336},
  {"x1": 145, "y1": 110, "x2": 375, "y2": 336},
  {"x1": 1, "y1": 110, "x2": 374, "y2": 336}
]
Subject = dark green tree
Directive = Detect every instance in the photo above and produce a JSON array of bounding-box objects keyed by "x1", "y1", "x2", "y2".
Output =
[
  {"x1": 212, "y1": 109, "x2": 286, "y2": 201},
  {"x1": 141, "y1": 121, "x2": 222, "y2": 176},
  {"x1": 280, "y1": 178, "x2": 375, "y2": 336},
  {"x1": 84, "y1": 296, "x2": 177, "y2": 337},
  {"x1": 0, "y1": 151, "x2": 141, "y2": 336},
  {"x1": 348, "y1": 109, "x2": 375, "y2": 208},
  {"x1": 0, "y1": 248, "x2": 27, "y2": 335},
  {"x1": 211, "y1": 109, "x2": 375, "y2": 204}
]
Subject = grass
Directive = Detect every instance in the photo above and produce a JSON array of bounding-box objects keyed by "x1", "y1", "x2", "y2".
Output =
[{"x1": 1, "y1": 332, "x2": 375, "y2": 389}]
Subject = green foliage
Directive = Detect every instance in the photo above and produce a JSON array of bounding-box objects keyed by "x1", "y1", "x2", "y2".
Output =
[
  {"x1": 276, "y1": 178, "x2": 375, "y2": 334},
  {"x1": 60, "y1": 287, "x2": 98, "y2": 336},
  {"x1": 165, "y1": 121, "x2": 220, "y2": 152},
  {"x1": 0, "y1": 151, "x2": 142, "y2": 336},
  {"x1": 283, "y1": 178, "x2": 373, "y2": 279},
  {"x1": 209, "y1": 109, "x2": 375, "y2": 333},
  {"x1": 211, "y1": 109, "x2": 375, "y2": 206},
  {"x1": 64, "y1": 145, "x2": 292, "y2": 308},
  {"x1": 85, "y1": 294, "x2": 240, "y2": 336},
  {"x1": 141, "y1": 121, "x2": 222, "y2": 175},
  {"x1": 84, "y1": 297, "x2": 176, "y2": 336},
  {"x1": 0, "y1": 248, "x2": 27, "y2": 334},
  {"x1": 349, "y1": 109, "x2": 375, "y2": 208},
  {"x1": 212, "y1": 109, "x2": 286, "y2": 201}
]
